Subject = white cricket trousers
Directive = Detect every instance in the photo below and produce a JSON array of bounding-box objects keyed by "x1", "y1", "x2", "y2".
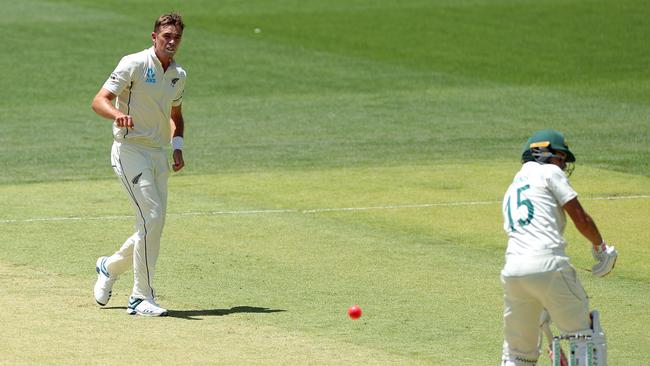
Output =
[
  {"x1": 105, "y1": 141, "x2": 169, "y2": 300},
  {"x1": 501, "y1": 267, "x2": 591, "y2": 366}
]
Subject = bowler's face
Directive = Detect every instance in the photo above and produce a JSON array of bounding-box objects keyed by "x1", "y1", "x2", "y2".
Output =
[{"x1": 152, "y1": 25, "x2": 183, "y2": 57}]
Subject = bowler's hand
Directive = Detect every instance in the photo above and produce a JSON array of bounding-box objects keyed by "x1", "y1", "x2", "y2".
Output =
[
  {"x1": 172, "y1": 149, "x2": 185, "y2": 172},
  {"x1": 115, "y1": 115, "x2": 134, "y2": 129}
]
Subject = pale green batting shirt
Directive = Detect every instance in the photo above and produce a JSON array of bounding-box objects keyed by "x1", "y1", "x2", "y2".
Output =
[
  {"x1": 103, "y1": 47, "x2": 186, "y2": 148},
  {"x1": 501, "y1": 161, "x2": 578, "y2": 276}
]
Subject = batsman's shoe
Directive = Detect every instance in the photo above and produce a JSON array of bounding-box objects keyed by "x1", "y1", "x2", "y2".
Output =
[
  {"x1": 127, "y1": 297, "x2": 168, "y2": 317},
  {"x1": 94, "y1": 256, "x2": 115, "y2": 306}
]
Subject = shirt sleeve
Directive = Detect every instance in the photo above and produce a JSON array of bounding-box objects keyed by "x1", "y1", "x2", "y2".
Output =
[
  {"x1": 172, "y1": 71, "x2": 186, "y2": 107},
  {"x1": 172, "y1": 87, "x2": 184, "y2": 107},
  {"x1": 102, "y1": 56, "x2": 135, "y2": 96},
  {"x1": 547, "y1": 166, "x2": 577, "y2": 206}
]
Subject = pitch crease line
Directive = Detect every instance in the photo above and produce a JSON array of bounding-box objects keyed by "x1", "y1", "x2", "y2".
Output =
[{"x1": 0, "y1": 194, "x2": 648, "y2": 224}]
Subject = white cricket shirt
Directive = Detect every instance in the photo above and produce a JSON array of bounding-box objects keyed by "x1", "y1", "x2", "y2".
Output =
[
  {"x1": 501, "y1": 162, "x2": 578, "y2": 276},
  {"x1": 103, "y1": 47, "x2": 186, "y2": 148}
]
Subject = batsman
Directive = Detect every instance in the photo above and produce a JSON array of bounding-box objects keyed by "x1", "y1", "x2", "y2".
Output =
[{"x1": 500, "y1": 129, "x2": 618, "y2": 365}]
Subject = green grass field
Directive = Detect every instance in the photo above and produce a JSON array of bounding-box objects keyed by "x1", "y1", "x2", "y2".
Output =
[{"x1": 1, "y1": 0, "x2": 649, "y2": 364}]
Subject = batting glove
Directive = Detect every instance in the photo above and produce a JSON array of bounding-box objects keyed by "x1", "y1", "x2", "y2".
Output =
[{"x1": 591, "y1": 242, "x2": 618, "y2": 277}]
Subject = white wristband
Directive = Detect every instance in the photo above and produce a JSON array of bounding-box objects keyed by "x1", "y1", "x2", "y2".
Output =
[{"x1": 171, "y1": 136, "x2": 184, "y2": 150}]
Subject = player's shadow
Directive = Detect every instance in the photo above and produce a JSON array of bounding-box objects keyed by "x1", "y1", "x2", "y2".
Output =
[
  {"x1": 100, "y1": 305, "x2": 285, "y2": 320},
  {"x1": 167, "y1": 306, "x2": 286, "y2": 320}
]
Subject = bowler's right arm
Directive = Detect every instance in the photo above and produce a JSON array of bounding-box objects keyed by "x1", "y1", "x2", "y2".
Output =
[{"x1": 92, "y1": 89, "x2": 133, "y2": 129}]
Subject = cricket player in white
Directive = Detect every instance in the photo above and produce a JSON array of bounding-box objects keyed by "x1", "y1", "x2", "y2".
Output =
[
  {"x1": 91, "y1": 13, "x2": 187, "y2": 316},
  {"x1": 500, "y1": 129, "x2": 617, "y2": 365}
]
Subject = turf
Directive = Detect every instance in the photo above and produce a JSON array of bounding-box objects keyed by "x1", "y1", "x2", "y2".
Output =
[{"x1": 1, "y1": 0, "x2": 649, "y2": 365}]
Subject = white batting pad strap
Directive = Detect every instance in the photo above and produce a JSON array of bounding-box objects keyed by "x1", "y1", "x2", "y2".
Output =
[{"x1": 171, "y1": 136, "x2": 184, "y2": 150}]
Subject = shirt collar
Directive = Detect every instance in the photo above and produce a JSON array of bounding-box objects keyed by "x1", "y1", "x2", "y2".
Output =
[{"x1": 148, "y1": 46, "x2": 175, "y2": 69}]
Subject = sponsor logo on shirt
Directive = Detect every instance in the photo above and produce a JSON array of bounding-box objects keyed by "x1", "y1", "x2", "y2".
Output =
[
  {"x1": 145, "y1": 67, "x2": 156, "y2": 83},
  {"x1": 171, "y1": 78, "x2": 179, "y2": 87},
  {"x1": 110, "y1": 73, "x2": 118, "y2": 81}
]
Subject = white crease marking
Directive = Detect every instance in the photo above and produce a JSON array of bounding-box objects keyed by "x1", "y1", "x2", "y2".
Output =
[{"x1": 1, "y1": 194, "x2": 648, "y2": 224}]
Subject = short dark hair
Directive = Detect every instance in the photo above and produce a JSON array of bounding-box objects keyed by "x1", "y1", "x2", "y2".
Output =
[{"x1": 154, "y1": 13, "x2": 184, "y2": 33}]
